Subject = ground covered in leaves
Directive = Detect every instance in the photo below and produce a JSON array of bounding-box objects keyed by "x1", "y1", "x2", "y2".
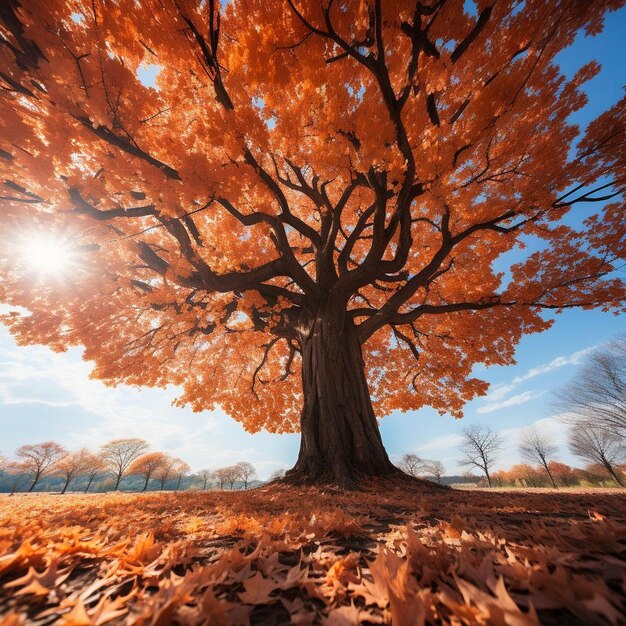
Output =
[{"x1": 1, "y1": 480, "x2": 625, "y2": 625}]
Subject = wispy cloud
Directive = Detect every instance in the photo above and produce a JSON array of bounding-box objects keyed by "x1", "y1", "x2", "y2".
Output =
[
  {"x1": 511, "y1": 347, "x2": 596, "y2": 385},
  {"x1": 479, "y1": 345, "x2": 597, "y2": 411},
  {"x1": 416, "y1": 433, "x2": 464, "y2": 452},
  {"x1": 477, "y1": 390, "x2": 543, "y2": 414}
]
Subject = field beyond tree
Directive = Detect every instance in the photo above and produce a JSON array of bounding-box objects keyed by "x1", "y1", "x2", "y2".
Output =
[{"x1": 1, "y1": 481, "x2": 625, "y2": 625}]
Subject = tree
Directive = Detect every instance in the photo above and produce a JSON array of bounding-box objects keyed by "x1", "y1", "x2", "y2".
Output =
[
  {"x1": 224, "y1": 465, "x2": 241, "y2": 490},
  {"x1": 424, "y1": 460, "x2": 445, "y2": 484},
  {"x1": 81, "y1": 451, "x2": 107, "y2": 493},
  {"x1": 569, "y1": 423, "x2": 625, "y2": 487},
  {"x1": 268, "y1": 468, "x2": 287, "y2": 482},
  {"x1": 100, "y1": 438, "x2": 149, "y2": 490},
  {"x1": 398, "y1": 453, "x2": 425, "y2": 478},
  {"x1": 519, "y1": 426, "x2": 558, "y2": 488},
  {"x1": 1, "y1": 2, "x2": 625, "y2": 487},
  {"x1": 196, "y1": 469, "x2": 213, "y2": 490},
  {"x1": 235, "y1": 461, "x2": 257, "y2": 490},
  {"x1": 459, "y1": 425, "x2": 502, "y2": 488},
  {"x1": 54, "y1": 449, "x2": 93, "y2": 494},
  {"x1": 547, "y1": 461, "x2": 577, "y2": 488},
  {"x1": 555, "y1": 336, "x2": 626, "y2": 439},
  {"x1": 213, "y1": 467, "x2": 231, "y2": 490},
  {"x1": 128, "y1": 451, "x2": 169, "y2": 491},
  {"x1": 155, "y1": 455, "x2": 176, "y2": 490},
  {"x1": 172, "y1": 458, "x2": 191, "y2": 491},
  {"x1": 4, "y1": 461, "x2": 29, "y2": 494},
  {"x1": 15, "y1": 441, "x2": 66, "y2": 492}
]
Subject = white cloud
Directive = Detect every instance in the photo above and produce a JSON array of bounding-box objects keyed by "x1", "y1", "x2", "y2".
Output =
[
  {"x1": 478, "y1": 345, "x2": 597, "y2": 412},
  {"x1": 493, "y1": 416, "x2": 572, "y2": 470},
  {"x1": 482, "y1": 383, "x2": 516, "y2": 403},
  {"x1": 477, "y1": 390, "x2": 542, "y2": 414},
  {"x1": 511, "y1": 347, "x2": 596, "y2": 385},
  {"x1": 416, "y1": 433, "x2": 464, "y2": 452}
]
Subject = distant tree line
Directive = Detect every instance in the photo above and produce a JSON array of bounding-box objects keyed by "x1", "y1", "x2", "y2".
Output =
[
  {"x1": 0, "y1": 437, "x2": 259, "y2": 493},
  {"x1": 401, "y1": 337, "x2": 626, "y2": 489}
]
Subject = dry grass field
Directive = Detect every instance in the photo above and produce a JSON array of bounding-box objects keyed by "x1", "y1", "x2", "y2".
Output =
[{"x1": 1, "y1": 480, "x2": 625, "y2": 625}]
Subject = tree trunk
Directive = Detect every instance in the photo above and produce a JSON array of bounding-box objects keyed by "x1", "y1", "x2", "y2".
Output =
[
  {"x1": 605, "y1": 462, "x2": 624, "y2": 487},
  {"x1": 485, "y1": 468, "x2": 492, "y2": 487},
  {"x1": 285, "y1": 309, "x2": 396, "y2": 487},
  {"x1": 84, "y1": 475, "x2": 94, "y2": 493},
  {"x1": 61, "y1": 477, "x2": 70, "y2": 494},
  {"x1": 544, "y1": 463, "x2": 558, "y2": 488},
  {"x1": 28, "y1": 474, "x2": 40, "y2": 492},
  {"x1": 114, "y1": 474, "x2": 122, "y2": 490},
  {"x1": 142, "y1": 475, "x2": 149, "y2": 491}
]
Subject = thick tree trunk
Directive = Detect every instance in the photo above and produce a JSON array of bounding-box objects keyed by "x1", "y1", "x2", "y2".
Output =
[{"x1": 285, "y1": 309, "x2": 396, "y2": 487}]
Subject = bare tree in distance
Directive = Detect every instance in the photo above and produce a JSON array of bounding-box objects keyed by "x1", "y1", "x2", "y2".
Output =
[
  {"x1": 268, "y1": 468, "x2": 287, "y2": 482},
  {"x1": 196, "y1": 469, "x2": 213, "y2": 490},
  {"x1": 569, "y1": 423, "x2": 625, "y2": 487},
  {"x1": 555, "y1": 336, "x2": 626, "y2": 439},
  {"x1": 213, "y1": 467, "x2": 231, "y2": 490},
  {"x1": 236, "y1": 462, "x2": 257, "y2": 490},
  {"x1": 424, "y1": 460, "x2": 445, "y2": 484},
  {"x1": 398, "y1": 453, "x2": 425, "y2": 478},
  {"x1": 224, "y1": 465, "x2": 241, "y2": 490},
  {"x1": 54, "y1": 449, "x2": 92, "y2": 494},
  {"x1": 129, "y1": 452, "x2": 169, "y2": 492},
  {"x1": 519, "y1": 426, "x2": 559, "y2": 488},
  {"x1": 459, "y1": 425, "x2": 502, "y2": 488},
  {"x1": 81, "y1": 451, "x2": 106, "y2": 493},
  {"x1": 100, "y1": 438, "x2": 149, "y2": 490},
  {"x1": 172, "y1": 459, "x2": 191, "y2": 491},
  {"x1": 16, "y1": 441, "x2": 66, "y2": 492}
]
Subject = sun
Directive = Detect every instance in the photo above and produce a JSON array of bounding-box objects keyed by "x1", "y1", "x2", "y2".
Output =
[{"x1": 20, "y1": 235, "x2": 73, "y2": 277}]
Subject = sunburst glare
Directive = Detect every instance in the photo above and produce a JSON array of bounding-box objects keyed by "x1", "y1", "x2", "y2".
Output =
[{"x1": 20, "y1": 235, "x2": 73, "y2": 277}]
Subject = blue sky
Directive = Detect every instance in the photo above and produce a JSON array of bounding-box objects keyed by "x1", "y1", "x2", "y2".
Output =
[{"x1": 1, "y1": 7, "x2": 624, "y2": 479}]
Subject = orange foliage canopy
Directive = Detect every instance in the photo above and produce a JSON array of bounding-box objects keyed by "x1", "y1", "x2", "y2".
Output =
[{"x1": 1, "y1": 0, "x2": 625, "y2": 434}]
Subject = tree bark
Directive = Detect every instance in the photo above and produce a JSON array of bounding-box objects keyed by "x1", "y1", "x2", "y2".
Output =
[
  {"x1": 285, "y1": 308, "x2": 396, "y2": 487},
  {"x1": 84, "y1": 476, "x2": 94, "y2": 493},
  {"x1": 605, "y1": 462, "x2": 624, "y2": 487},
  {"x1": 28, "y1": 474, "x2": 40, "y2": 492},
  {"x1": 543, "y1": 463, "x2": 558, "y2": 488},
  {"x1": 142, "y1": 475, "x2": 150, "y2": 491},
  {"x1": 61, "y1": 477, "x2": 70, "y2": 494}
]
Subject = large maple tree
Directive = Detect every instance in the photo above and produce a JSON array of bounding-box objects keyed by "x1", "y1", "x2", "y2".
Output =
[{"x1": 1, "y1": 0, "x2": 624, "y2": 485}]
